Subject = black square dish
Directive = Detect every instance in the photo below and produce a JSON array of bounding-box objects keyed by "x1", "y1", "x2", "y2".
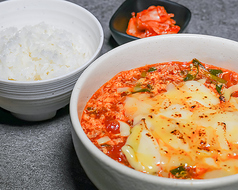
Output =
[{"x1": 109, "y1": 0, "x2": 191, "y2": 45}]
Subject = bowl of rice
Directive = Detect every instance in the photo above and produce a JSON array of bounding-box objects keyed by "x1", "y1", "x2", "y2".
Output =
[{"x1": 0, "y1": 0, "x2": 103, "y2": 121}]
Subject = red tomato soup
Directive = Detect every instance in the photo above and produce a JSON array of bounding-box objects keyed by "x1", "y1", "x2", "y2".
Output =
[
  {"x1": 81, "y1": 59, "x2": 238, "y2": 179},
  {"x1": 126, "y1": 6, "x2": 180, "y2": 38}
]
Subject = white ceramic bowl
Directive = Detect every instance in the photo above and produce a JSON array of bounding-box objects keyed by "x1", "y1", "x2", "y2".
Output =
[
  {"x1": 70, "y1": 34, "x2": 238, "y2": 190},
  {"x1": 0, "y1": 0, "x2": 103, "y2": 121}
]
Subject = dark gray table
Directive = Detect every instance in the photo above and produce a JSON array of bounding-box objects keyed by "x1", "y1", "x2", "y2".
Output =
[{"x1": 1, "y1": 0, "x2": 238, "y2": 189}]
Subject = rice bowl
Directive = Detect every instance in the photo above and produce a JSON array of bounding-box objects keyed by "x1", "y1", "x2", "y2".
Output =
[{"x1": 0, "y1": 0, "x2": 103, "y2": 121}]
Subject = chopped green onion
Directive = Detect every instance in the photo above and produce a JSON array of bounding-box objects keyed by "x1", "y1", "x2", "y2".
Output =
[
  {"x1": 184, "y1": 73, "x2": 195, "y2": 81},
  {"x1": 148, "y1": 67, "x2": 157, "y2": 72},
  {"x1": 86, "y1": 107, "x2": 97, "y2": 114},
  {"x1": 192, "y1": 58, "x2": 205, "y2": 69},
  {"x1": 132, "y1": 87, "x2": 150, "y2": 93},
  {"x1": 185, "y1": 59, "x2": 227, "y2": 85},
  {"x1": 183, "y1": 59, "x2": 202, "y2": 81},
  {"x1": 170, "y1": 165, "x2": 188, "y2": 178},
  {"x1": 216, "y1": 84, "x2": 223, "y2": 95},
  {"x1": 132, "y1": 84, "x2": 151, "y2": 93},
  {"x1": 147, "y1": 84, "x2": 153, "y2": 90},
  {"x1": 208, "y1": 73, "x2": 227, "y2": 84},
  {"x1": 209, "y1": 69, "x2": 223, "y2": 76}
]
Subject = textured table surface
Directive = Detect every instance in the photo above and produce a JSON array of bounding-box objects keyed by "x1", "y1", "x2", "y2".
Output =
[{"x1": 1, "y1": 0, "x2": 238, "y2": 189}]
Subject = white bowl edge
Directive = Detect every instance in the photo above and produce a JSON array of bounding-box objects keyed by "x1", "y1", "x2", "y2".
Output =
[{"x1": 70, "y1": 34, "x2": 238, "y2": 190}]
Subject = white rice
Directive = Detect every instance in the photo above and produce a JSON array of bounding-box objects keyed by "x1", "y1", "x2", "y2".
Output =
[{"x1": 0, "y1": 22, "x2": 92, "y2": 81}]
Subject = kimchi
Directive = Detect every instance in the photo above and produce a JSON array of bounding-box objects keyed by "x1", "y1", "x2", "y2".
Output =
[{"x1": 126, "y1": 6, "x2": 180, "y2": 38}]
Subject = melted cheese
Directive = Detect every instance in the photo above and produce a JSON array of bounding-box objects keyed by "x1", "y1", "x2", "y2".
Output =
[
  {"x1": 122, "y1": 80, "x2": 238, "y2": 178},
  {"x1": 122, "y1": 120, "x2": 161, "y2": 174}
]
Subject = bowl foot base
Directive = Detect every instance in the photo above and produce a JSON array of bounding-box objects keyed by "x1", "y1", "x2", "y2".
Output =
[{"x1": 11, "y1": 111, "x2": 57, "y2": 121}]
